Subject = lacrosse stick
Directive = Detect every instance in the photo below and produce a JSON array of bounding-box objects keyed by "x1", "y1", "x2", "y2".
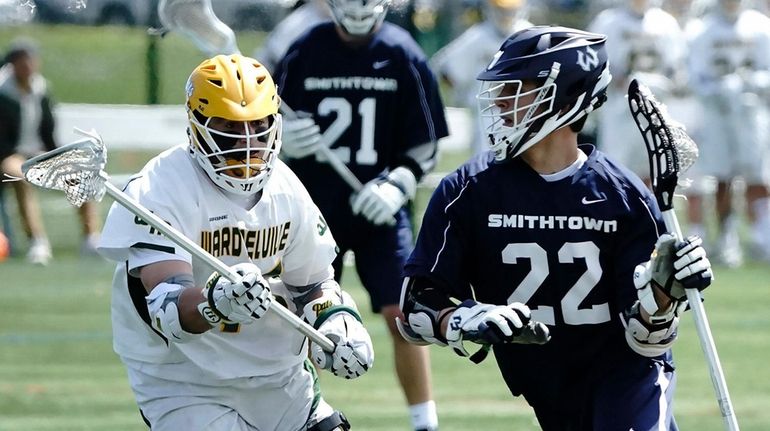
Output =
[
  {"x1": 156, "y1": 0, "x2": 366, "y2": 195},
  {"x1": 628, "y1": 79, "x2": 738, "y2": 431},
  {"x1": 157, "y1": 0, "x2": 240, "y2": 56},
  {"x1": 19, "y1": 129, "x2": 335, "y2": 353},
  {"x1": 279, "y1": 102, "x2": 365, "y2": 193}
]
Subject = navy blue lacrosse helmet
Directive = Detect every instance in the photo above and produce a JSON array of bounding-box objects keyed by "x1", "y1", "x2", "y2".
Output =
[{"x1": 476, "y1": 25, "x2": 611, "y2": 161}]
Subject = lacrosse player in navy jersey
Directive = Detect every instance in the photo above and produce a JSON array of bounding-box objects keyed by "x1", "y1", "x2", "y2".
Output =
[
  {"x1": 273, "y1": 1, "x2": 449, "y2": 429},
  {"x1": 399, "y1": 26, "x2": 714, "y2": 430}
]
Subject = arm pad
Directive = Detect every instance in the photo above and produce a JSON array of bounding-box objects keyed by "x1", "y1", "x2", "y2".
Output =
[
  {"x1": 621, "y1": 301, "x2": 679, "y2": 357},
  {"x1": 301, "y1": 279, "x2": 362, "y2": 327},
  {"x1": 146, "y1": 283, "x2": 200, "y2": 343},
  {"x1": 397, "y1": 276, "x2": 456, "y2": 346}
]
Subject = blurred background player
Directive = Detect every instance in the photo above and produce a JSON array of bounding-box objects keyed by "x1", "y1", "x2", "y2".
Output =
[
  {"x1": 686, "y1": 0, "x2": 770, "y2": 266},
  {"x1": 97, "y1": 54, "x2": 373, "y2": 430},
  {"x1": 431, "y1": 0, "x2": 534, "y2": 156},
  {"x1": 588, "y1": 0, "x2": 685, "y2": 183},
  {"x1": 399, "y1": 25, "x2": 714, "y2": 430},
  {"x1": 253, "y1": 0, "x2": 332, "y2": 72},
  {"x1": 0, "y1": 37, "x2": 100, "y2": 264},
  {"x1": 274, "y1": 1, "x2": 449, "y2": 429}
]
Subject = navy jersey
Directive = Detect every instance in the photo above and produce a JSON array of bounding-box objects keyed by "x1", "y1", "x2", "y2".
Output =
[
  {"x1": 405, "y1": 146, "x2": 667, "y2": 408},
  {"x1": 274, "y1": 22, "x2": 449, "y2": 227}
]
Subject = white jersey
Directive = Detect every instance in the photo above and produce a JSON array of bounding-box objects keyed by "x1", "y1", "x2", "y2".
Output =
[
  {"x1": 686, "y1": 9, "x2": 770, "y2": 97},
  {"x1": 588, "y1": 6, "x2": 684, "y2": 177},
  {"x1": 431, "y1": 19, "x2": 532, "y2": 155},
  {"x1": 254, "y1": 1, "x2": 331, "y2": 73},
  {"x1": 685, "y1": 9, "x2": 770, "y2": 182},
  {"x1": 99, "y1": 145, "x2": 338, "y2": 382}
]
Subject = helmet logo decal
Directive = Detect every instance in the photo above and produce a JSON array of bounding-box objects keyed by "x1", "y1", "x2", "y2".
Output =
[
  {"x1": 185, "y1": 79, "x2": 194, "y2": 98},
  {"x1": 487, "y1": 50, "x2": 503, "y2": 70},
  {"x1": 576, "y1": 46, "x2": 599, "y2": 72}
]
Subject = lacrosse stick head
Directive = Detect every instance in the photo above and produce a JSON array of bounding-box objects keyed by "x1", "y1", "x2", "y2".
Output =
[
  {"x1": 627, "y1": 79, "x2": 699, "y2": 211},
  {"x1": 158, "y1": 0, "x2": 240, "y2": 56},
  {"x1": 21, "y1": 132, "x2": 107, "y2": 207}
]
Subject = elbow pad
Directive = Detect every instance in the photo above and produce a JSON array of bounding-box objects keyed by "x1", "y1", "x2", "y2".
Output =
[
  {"x1": 621, "y1": 301, "x2": 679, "y2": 357},
  {"x1": 397, "y1": 276, "x2": 455, "y2": 346},
  {"x1": 146, "y1": 283, "x2": 201, "y2": 344}
]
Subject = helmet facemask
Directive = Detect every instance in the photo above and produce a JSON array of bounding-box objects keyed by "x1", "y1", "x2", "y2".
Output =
[
  {"x1": 328, "y1": 0, "x2": 390, "y2": 36},
  {"x1": 189, "y1": 111, "x2": 282, "y2": 195},
  {"x1": 479, "y1": 65, "x2": 573, "y2": 161}
]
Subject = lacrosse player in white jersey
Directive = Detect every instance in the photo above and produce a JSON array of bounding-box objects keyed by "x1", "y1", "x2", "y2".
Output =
[
  {"x1": 588, "y1": 0, "x2": 685, "y2": 181},
  {"x1": 431, "y1": 0, "x2": 533, "y2": 155},
  {"x1": 686, "y1": 0, "x2": 770, "y2": 265},
  {"x1": 97, "y1": 54, "x2": 373, "y2": 431}
]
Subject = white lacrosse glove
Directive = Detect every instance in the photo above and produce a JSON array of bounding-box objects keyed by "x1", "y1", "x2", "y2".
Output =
[
  {"x1": 634, "y1": 233, "x2": 713, "y2": 314},
  {"x1": 304, "y1": 293, "x2": 374, "y2": 379},
  {"x1": 445, "y1": 300, "x2": 550, "y2": 357},
  {"x1": 281, "y1": 113, "x2": 322, "y2": 159},
  {"x1": 200, "y1": 263, "x2": 272, "y2": 325},
  {"x1": 350, "y1": 167, "x2": 416, "y2": 226}
]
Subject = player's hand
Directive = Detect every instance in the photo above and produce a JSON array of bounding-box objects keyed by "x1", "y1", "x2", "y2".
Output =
[
  {"x1": 350, "y1": 179, "x2": 406, "y2": 226},
  {"x1": 280, "y1": 113, "x2": 322, "y2": 159},
  {"x1": 445, "y1": 300, "x2": 550, "y2": 357},
  {"x1": 311, "y1": 312, "x2": 374, "y2": 379},
  {"x1": 636, "y1": 234, "x2": 713, "y2": 303},
  {"x1": 201, "y1": 263, "x2": 272, "y2": 325}
]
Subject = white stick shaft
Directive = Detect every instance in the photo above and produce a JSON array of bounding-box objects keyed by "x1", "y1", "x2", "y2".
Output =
[
  {"x1": 101, "y1": 175, "x2": 335, "y2": 353},
  {"x1": 662, "y1": 210, "x2": 739, "y2": 430}
]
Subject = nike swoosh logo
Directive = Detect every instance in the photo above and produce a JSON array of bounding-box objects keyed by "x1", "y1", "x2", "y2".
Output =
[
  {"x1": 373, "y1": 59, "x2": 390, "y2": 69},
  {"x1": 581, "y1": 195, "x2": 607, "y2": 205}
]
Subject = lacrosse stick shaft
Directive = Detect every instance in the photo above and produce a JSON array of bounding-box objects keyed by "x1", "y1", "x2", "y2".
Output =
[
  {"x1": 100, "y1": 175, "x2": 335, "y2": 353},
  {"x1": 662, "y1": 209, "x2": 739, "y2": 431}
]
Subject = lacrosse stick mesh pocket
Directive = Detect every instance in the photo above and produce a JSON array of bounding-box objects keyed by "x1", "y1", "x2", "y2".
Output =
[{"x1": 21, "y1": 138, "x2": 107, "y2": 207}]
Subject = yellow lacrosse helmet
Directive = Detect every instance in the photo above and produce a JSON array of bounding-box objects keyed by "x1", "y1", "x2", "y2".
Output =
[{"x1": 186, "y1": 54, "x2": 282, "y2": 195}]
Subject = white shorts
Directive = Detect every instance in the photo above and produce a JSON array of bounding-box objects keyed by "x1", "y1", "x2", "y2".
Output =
[
  {"x1": 693, "y1": 94, "x2": 770, "y2": 184},
  {"x1": 125, "y1": 359, "x2": 334, "y2": 431}
]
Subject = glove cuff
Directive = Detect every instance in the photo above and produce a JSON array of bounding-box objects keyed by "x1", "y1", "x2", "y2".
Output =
[
  {"x1": 386, "y1": 166, "x2": 417, "y2": 200},
  {"x1": 313, "y1": 305, "x2": 363, "y2": 330},
  {"x1": 202, "y1": 273, "x2": 235, "y2": 324}
]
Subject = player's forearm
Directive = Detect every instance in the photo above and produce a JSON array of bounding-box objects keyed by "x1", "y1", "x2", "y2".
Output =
[
  {"x1": 641, "y1": 285, "x2": 675, "y2": 324},
  {"x1": 179, "y1": 287, "x2": 214, "y2": 333}
]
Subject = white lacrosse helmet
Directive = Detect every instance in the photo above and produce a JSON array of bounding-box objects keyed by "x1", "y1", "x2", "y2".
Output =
[
  {"x1": 327, "y1": 0, "x2": 391, "y2": 36},
  {"x1": 186, "y1": 54, "x2": 282, "y2": 195},
  {"x1": 484, "y1": 0, "x2": 527, "y2": 36}
]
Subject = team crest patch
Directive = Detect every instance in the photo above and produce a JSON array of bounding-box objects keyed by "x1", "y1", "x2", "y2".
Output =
[{"x1": 185, "y1": 78, "x2": 194, "y2": 98}]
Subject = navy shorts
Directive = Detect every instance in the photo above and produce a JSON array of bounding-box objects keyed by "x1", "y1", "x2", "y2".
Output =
[
  {"x1": 531, "y1": 356, "x2": 678, "y2": 431},
  {"x1": 330, "y1": 208, "x2": 413, "y2": 313}
]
